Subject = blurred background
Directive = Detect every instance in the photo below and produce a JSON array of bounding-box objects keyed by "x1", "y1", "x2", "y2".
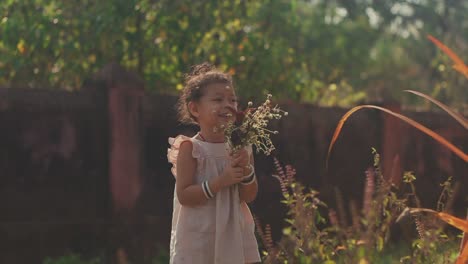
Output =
[
  {"x1": 0, "y1": 0, "x2": 467, "y2": 263},
  {"x1": 1, "y1": 0, "x2": 467, "y2": 110}
]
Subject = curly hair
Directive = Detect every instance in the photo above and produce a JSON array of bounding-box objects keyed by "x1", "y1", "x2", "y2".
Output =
[{"x1": 177, "y1": 62, "x2": 233, "y2": 124}]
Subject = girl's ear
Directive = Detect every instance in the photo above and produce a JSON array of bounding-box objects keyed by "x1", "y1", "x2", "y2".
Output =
[{"x1": 188, "y1": 101, "x2": 200, "y2": 119}]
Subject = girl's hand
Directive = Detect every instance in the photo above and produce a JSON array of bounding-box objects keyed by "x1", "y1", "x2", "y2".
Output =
[
  {"x1": 210, "y1": 149, "x2": 252, "y2": 193},
  {"x1": 231, "y1": 148, "x2": 249, "y2": 168},
  {"x1": 217, "y1": 164, "x2": 244, "y2": 188}
]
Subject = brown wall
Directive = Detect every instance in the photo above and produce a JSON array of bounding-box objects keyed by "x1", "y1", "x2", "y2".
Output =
[{"x1": 0, "y1": 65, "x2": 466, "y2": 263}]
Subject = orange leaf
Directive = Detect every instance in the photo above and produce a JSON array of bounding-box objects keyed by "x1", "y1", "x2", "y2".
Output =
[
  {"x1": 427, "y1": 35, "x2": 468, "y2": 79},
  {"x1": 406, "y1": 208, "x2": 468, "y2": 232},
  {"x1": 326, "y1": 106, "x2": 363, "y2": 169},
  {"x1": 436, "y1": 212, "x2": 468, "y2": 233},
  {"x1": 427, "y1": 35, "x2": 465, "y2": 66},
  {"x1": 404, "y1": 90, "x2": 468, "y2": 130},
  {"x1": 458, "y1": 214, "x2": 468, "y2": 263},
  {"x1": 457, "y1": 242, "x2": 468, "y2": 264},
  {"x1": 326, "y1": 105, "x2": 468, "y2": 169},
  {"x1": 454, "y1": 64, "x2": 468, "y2": 79}
]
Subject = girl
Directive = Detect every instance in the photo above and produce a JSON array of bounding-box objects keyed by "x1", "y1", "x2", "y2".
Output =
[{"x1": 168, "y1": 63, "x2": 261, "y2": 264}]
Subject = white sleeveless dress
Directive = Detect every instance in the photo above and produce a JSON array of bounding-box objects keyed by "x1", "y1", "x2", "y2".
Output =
[{"x1": 167, "y1": 134, "x2": 261, "y2": 264}]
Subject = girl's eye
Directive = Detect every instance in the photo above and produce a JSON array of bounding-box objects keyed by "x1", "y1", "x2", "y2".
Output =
[
  {"x1": 231, "y1": 99, "x2": 238, "y2": 103},
  {"x1": 213, "y1": 98, "x2": 222, "y2": 102}
]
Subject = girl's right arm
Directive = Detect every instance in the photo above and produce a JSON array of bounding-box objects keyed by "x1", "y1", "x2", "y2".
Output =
[{"x1": 176, "y1": 140, "x2": 244, "y2": 207}]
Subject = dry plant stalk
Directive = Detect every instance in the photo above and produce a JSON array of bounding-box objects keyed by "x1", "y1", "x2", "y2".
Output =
[{"x1": 326, "y1": 103, "x2": 468, "y2": 167}]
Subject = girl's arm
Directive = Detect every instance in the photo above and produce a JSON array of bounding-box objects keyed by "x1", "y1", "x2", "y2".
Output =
[
  {"x1": 176, "y1": 140, "x2": 243, "y2": 207},
  {"x1": 238, "y1": 152, "x2": 258, "y2": 203}
]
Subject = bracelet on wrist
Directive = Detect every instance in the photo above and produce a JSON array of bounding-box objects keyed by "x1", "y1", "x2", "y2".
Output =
[
  {"x1": 241, "y1": 173, "x2": 256, "y2": 185},
  {"x1": 202, "y1": 181, "x2": 214, "y2": 199},
  {"x1": 241, "y1": 165, "x2": 256, "y2": 185},
  {"x1": 243, "y1": 164, "x2": 254, "y2": 178}
]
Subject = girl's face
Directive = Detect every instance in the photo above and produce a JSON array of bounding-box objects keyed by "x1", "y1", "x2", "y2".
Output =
[{"x1": 190, "y1": 82, "x2": 238, "y2": 130}]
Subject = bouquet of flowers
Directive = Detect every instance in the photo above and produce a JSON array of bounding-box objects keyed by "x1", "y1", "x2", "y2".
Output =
[{"x1": 223, "y1": 94, "x2": 288, "y2": 155}]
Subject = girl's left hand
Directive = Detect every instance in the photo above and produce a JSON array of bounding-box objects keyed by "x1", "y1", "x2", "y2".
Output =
[{"x1": 231, "y1": 148, "x2": 249, "y2": 168}]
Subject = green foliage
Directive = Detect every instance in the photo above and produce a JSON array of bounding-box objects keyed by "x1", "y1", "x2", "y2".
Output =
[
  {"x1": 1, "y1": 1, "x2": 466, "y2": 109},
  {"x1": 403, "y1": 171, "x2": 416, "y2": 183},
  {"x1": 404, "y1": 229, "x2": 459, "y2": 263}
]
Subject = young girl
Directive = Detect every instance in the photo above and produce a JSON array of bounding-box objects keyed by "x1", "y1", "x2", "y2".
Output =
[{"x1": 167, "y1": 63, "x2": 261, "y2": 264}]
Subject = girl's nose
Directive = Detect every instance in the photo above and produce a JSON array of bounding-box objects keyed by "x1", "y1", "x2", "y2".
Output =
[
  {"x1": 225, "y1": 100, "x2": 237, "y2": 110},
  {"x1": 224, "y1": 99, "x2": 234, "y2": 107}
]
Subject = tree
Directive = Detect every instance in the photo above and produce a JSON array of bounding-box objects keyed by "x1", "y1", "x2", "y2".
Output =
[{"x1": 1, "y1": 0, "x2": 466, "y2": 110}]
